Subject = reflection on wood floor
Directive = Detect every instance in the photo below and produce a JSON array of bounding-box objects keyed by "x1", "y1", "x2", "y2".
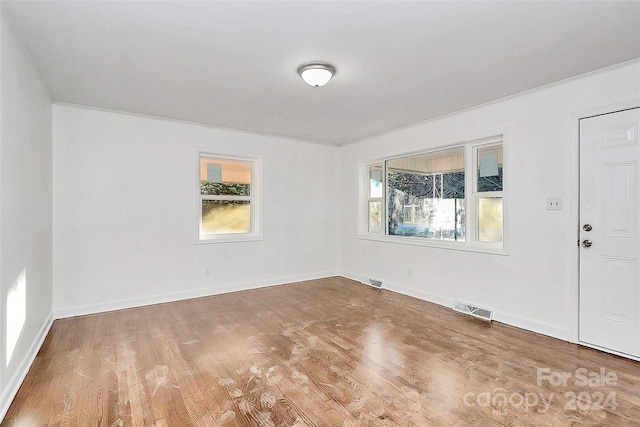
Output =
[{"x1": 3, "y1": 277, "x2": 640, "y2": 426}]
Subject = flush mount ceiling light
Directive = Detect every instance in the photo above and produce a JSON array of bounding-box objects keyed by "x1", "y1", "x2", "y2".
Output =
[{"x1": 297, "y1": 62, "x2": 336, "y2": 87}]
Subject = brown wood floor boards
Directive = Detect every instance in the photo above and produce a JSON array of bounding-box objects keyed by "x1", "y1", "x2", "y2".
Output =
[{"x1": 3, "y1": 277, "x2": 640, "y2": 426}]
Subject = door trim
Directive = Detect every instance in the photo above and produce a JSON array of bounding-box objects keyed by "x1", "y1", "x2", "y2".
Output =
[{"x1": 571, "y1": 99, "x2": 640, "y2": 350}]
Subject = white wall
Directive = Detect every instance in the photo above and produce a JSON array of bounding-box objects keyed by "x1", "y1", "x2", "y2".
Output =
[
  {"x1": 339, "y1": 61, "x2": 640, "y2": 341},
  {"x1": 0, "y1": 8, "x2": 53, "y2": 419},
  {"x1": 52, "y1": 105, "x2": 340, "y2": 317}
]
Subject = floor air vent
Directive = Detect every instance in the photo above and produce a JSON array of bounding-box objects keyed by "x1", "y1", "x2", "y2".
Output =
[
  {"x1": 453, "y1": 301, "x2": 493, "y2": 321},
  {"x1": 368, "y1": 278, "x2": 383, "y2": 288}
]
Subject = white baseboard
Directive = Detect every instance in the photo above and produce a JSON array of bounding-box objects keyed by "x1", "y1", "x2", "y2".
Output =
[
  {"x1": 340, "y1": 272, "x2": 572, "y2": 343},
  {"x1": 382, "y1": 279, "x2": 456, "y2": 309},
  {"x1": 341, "y1": 271, "x2": 454, "y2": 306},
  {"x1": 492, "y1": 310, "x2": 572, "y2": 343},
  {"x1": 54, "y1": 271, "x2": 339, "y2": 319},
  {"x1": 0, "y1": 312, "x2": 53, "y2": 423}
]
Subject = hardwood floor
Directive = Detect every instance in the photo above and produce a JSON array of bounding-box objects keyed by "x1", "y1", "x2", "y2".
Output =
[{"x1": 3, "y1": 277, "x2": 640, "y2": 426}]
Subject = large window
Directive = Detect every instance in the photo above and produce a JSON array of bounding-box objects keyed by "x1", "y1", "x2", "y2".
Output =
[
  {"x1": 387, "y1": 147, "x2": 466, "y2": 241},
  {"x1": 198, "y1": 153, "x2": 261, "y2": 243},
  {"x1": 362, "y1": 135, "x2": 506, "y2": 253}
]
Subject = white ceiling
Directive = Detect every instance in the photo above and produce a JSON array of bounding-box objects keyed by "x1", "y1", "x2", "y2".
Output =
[{"x1": 3, "y1": 1, "x2": 640, "y2": 145}]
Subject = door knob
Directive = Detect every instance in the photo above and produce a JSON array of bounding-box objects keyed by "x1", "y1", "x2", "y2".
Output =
[
  {"x1": 582, "y1": 240, "x2": 593, "y2": 248},
  {"x1": 583, "y1": 224, "x2": 592, "y2": 231}
]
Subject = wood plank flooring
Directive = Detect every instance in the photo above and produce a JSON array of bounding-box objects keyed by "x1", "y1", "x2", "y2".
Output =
[{"x1": 3, "y1": 277, "x2": 640, "y2": 426}]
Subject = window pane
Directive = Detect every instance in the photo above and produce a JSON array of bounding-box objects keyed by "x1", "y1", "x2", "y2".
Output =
[
  {"x1": 369, "y1": 166, "x2": 383, "y2": 198},
  {"x1": 477, "y1": 146, "x2": 503, "y2": 192},
  {"x1": 200, "y1": 159, "x2": 251, "y2": 196},
  {"x1": 387, "y1": 148, "x2": 465, "y2": 241},
  {"x1": 201, "y1": 200, "x2": 251, "y2": 234},
  {"x1": 368, "y1": 201, "x2": 382, "y2": 233},
  {"x1": 477, "y1": 197, "x2": 503, "y2": 242}
]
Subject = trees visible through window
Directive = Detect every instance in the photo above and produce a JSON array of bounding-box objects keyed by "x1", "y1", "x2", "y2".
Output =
[{"x1": 387, "y1": 148, "x2": 465, "y2": 240}]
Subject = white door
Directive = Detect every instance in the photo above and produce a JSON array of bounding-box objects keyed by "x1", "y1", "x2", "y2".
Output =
[{"x1": 580, "y1": 107, "x2": 640, "y2": 357}]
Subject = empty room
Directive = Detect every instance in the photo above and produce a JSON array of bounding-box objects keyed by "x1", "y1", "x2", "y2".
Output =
[{"x1": 1, "y1": 1, "x2": 640, "y2": 425}]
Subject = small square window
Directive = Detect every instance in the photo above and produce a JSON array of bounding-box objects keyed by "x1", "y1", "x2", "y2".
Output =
[{"x1": 198, "y1": 154, "x2": 261, "y2": 243}]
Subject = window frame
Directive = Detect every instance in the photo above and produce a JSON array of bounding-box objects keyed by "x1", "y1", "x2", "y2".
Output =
[
  {"x1": 359, "y1": 130, "x2": 508, "y2": 255},
  {"x1": 472, "y1": 141, "x2": 505, "y2": 246},
  {"x1": 196, "y1": 150, "x2": 262, "y2": 244}
]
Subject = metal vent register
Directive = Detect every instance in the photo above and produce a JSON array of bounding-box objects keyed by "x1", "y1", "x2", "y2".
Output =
[
  {"x1": 368, "y1": 278, "x2": 383, "y2": 288},
  {"x1": 453, "y1": 301, "x2": 493, "y2": 321}
]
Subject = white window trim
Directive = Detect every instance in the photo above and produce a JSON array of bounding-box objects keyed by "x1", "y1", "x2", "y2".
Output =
[
  {"x1": 358, "y1": 129, "x2": 509, "y2": 255},
  {"x1": 196, "y1": 150, "x2": 263, "y2": 244}
]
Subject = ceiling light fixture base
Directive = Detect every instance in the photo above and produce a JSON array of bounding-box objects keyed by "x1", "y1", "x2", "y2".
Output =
[{"x1": 297, "y1": 62, "x2": 336, "y2": 87}]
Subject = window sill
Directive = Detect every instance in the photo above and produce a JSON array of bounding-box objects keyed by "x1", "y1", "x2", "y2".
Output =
[
  {"x1": 196, "y1": 234, "x2": 263, "y2": 245},
  {"x1": 357, "y1": 233, "x2": 508, "y2": 256}
]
